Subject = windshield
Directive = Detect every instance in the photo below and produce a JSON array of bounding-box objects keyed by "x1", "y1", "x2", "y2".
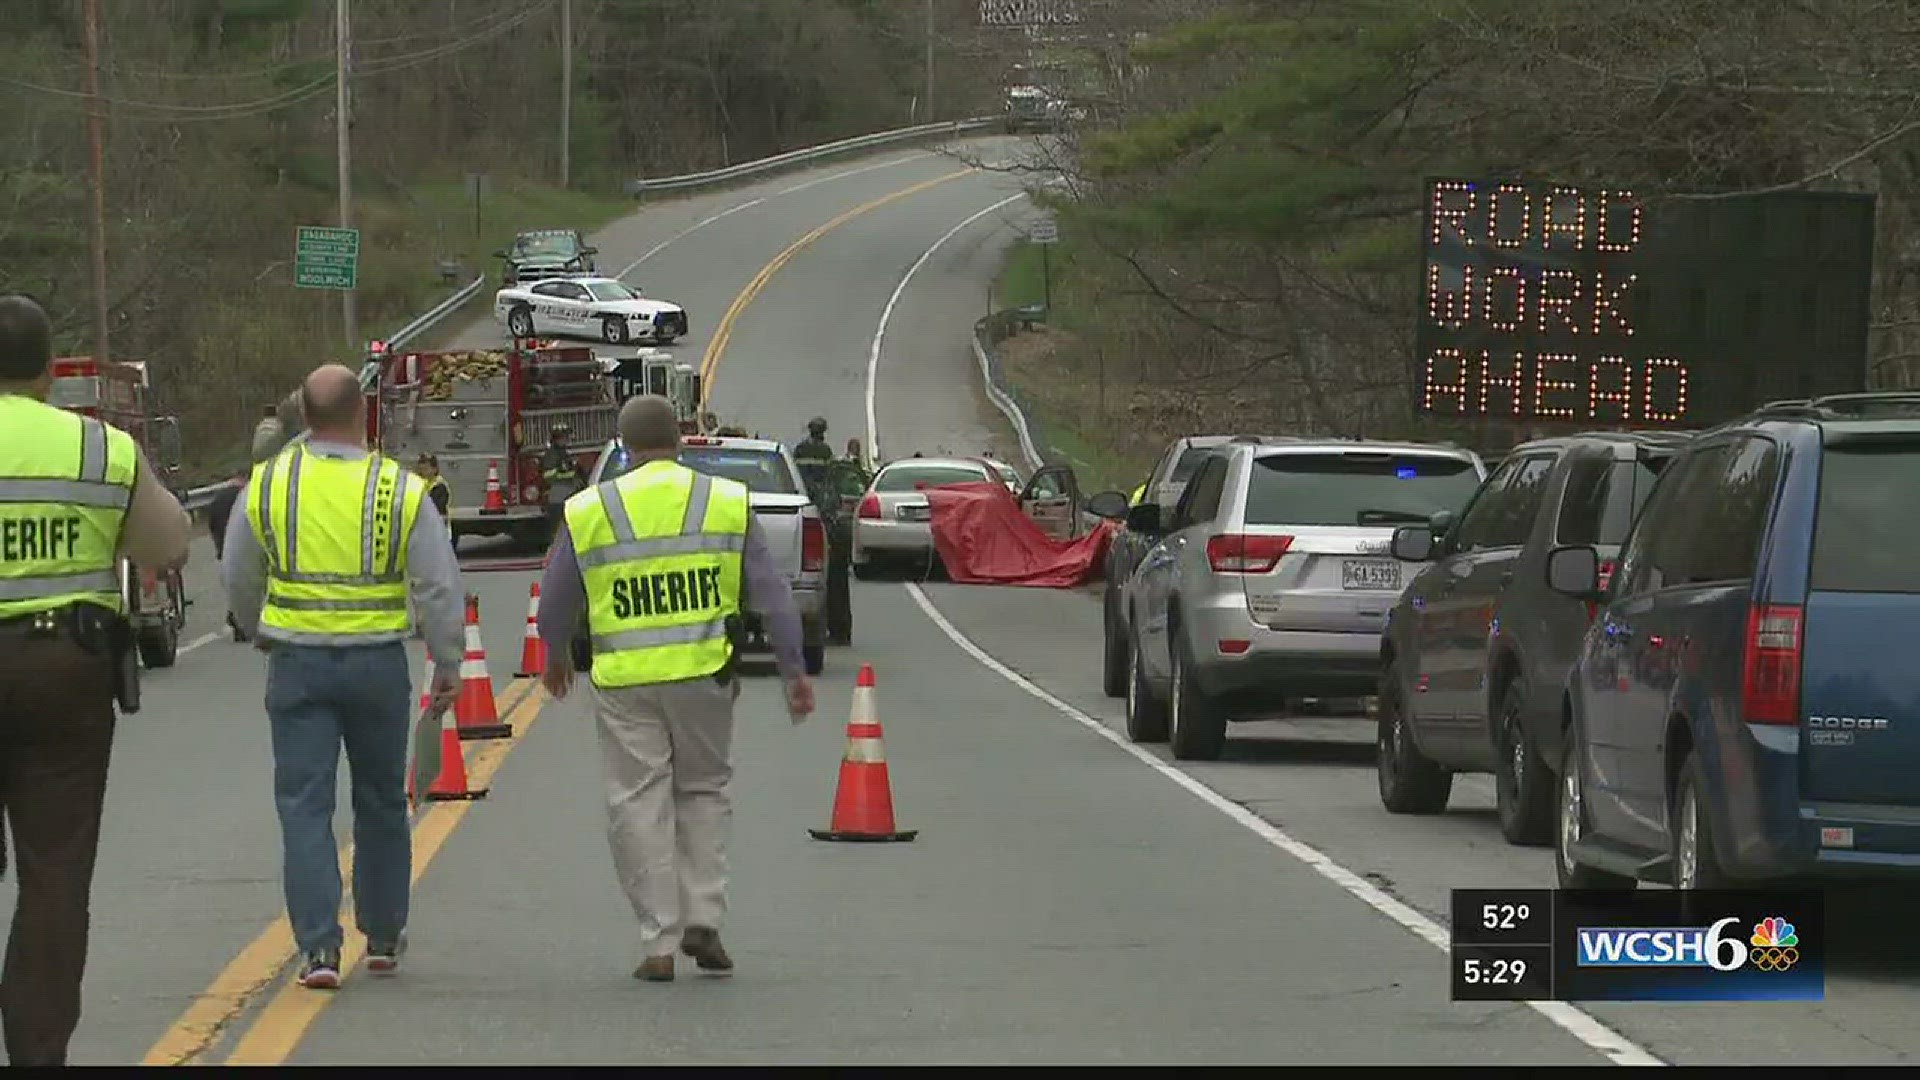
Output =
[
  {"x1": 599, "y1": 445, "x2": 797, "y2": 495},
  {"x1": 514, "y1": 234, "x2": 577, "y2": 258},
  {"x1": 875, "y1": 463, "x2": 989, "y2": 492},
  {"x1": 1244, "y1": 453, "x2": 1482, "y2": 526},
  {"x1": 585, "y1": 281, "x2": 639, "y2": 302},
  {"x1": 1811, "y1": 445, "x2": 1920, "y2": 592}
]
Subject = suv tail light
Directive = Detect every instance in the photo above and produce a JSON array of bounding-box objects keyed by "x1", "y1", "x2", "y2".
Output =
[
  {"x1": 857, "y1": 493, "x2": 881, "y2": 519},
  {"x1": 1206, "y1": 533, "x2": 1292, "y2": 573},
  {"x1": 801, "y1": 517, "x2": 826, "y2": 572},
  {"x1": 1741, "y1": 603, "x2": 1803, "y2": 725}
]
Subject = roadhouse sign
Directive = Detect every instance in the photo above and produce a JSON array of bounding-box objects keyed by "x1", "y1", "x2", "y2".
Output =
[{"x1": 1415, "y1": 178, "x2": 1876, "y2": 428}]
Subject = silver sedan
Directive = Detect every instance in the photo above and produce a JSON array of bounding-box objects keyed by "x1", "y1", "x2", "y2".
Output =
[{"x1": 850, "y1": 456, "x2": 1021, "y2": 576}]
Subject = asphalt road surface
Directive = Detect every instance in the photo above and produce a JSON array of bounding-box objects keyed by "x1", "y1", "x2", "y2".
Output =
[{"x1": 15, "y1": 138, "x2": 1920, "y2": 1065}]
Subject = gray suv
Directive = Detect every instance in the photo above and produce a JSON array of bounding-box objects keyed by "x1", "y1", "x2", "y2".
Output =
[
  {"x1": 1376, "y1": 431, "x2": 1689, "y2": 843},
  {"x1": 1118, "y1": 439, "x2": 1486, "y2": 760}
]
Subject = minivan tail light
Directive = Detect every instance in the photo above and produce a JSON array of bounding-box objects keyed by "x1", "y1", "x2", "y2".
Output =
[
  {"x1": 1206, "y1": 533, "x2": 1292, "y2": 573},
  {"x1": 801, "y1": 517, "x2": 826, "y2": 573},
  {"x1": 857, "y1": 493, "x2": 881, "y2": 519},
  {"x1": 1741, "y1": 603, "x2": 1803, "y2": 725}
]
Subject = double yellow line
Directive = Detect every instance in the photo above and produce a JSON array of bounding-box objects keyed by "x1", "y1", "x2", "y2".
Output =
[
  {"x1": 141, "y1": 682, "x2": 547, "y2": 1066},
  {"x1": 697, "y1": 168, "x2": 976, "y2": 408},
  {"x1": 144, "y1": 163, "x2": 981, "y2": 1068}
]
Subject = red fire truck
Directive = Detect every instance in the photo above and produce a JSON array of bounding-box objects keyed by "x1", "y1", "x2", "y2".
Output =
[
  {"x1": 48, "y1": 356, "x2": 191, "y2": 668},
  {"x1": 360, "y1": 338, "x2": 619, "y2": 550}
]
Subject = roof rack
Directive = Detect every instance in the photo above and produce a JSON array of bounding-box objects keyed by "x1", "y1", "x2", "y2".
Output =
[{"x1": 1748, "y1": 391, "x2": 1920, "y2": 421}]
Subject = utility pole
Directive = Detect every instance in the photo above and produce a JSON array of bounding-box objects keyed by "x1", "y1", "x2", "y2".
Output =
[
  {"x1": 560, "y1": 0, "x2": 571, "y2": 189},
  {"x1": 80, "y1": 0, "x2": 111, "y2": 363},
  {"x1": 924, "y1": 0, "x2": 935, "y2": 122},
  {"x1": 335, "y1": 0, "x2": 357, "y2": 349}
]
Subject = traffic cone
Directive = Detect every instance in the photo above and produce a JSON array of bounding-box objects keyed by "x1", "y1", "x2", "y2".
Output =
[
  {"x1": 409, "y1": 705, "x2": 488, "y2": 803},
  {"x1": 480, "y1": 460, "x2": 506, "y2": 514},
  {"x1": 515, "y1": 582, "x2": 547, "y2": 677},
  {"x1": 808, "y1": 664, "x2": 917, "y2": 843},
  {"x1": 455, "y1": 594, "x2": 514, "y2": 740}
]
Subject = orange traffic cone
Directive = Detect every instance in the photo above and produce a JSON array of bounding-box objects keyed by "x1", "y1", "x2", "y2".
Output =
[
  {"x1": 455, "y1": 594, "x2": 513, "y2": 741},
  {"x1": 480, "y1": 461, "x2": 506, "y2": 514},
  {"x1": 808, "y1": 664, "x2": 917, "y2": 843},
  {"x1": 409, "y1": 705, "x2": 488, "y2": 802},
  {"x1": 515, "y1": 582, "x2": 547, "y2": 677}
]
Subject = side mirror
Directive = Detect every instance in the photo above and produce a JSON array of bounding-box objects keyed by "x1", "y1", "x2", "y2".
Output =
[
  {"x1": 582, "y1": 246, "x2": 599, "y2": 256},
  {"x1": 1429, "y1": 508, "x2": 1456, "y2": 538},
  {"x1": 1546, "y1": 544, "x2": 1603, "y2": 599},
  {"x1": 1125, "y1": 501, "x2": 1161, "y2": 534},
  {"x1": 492, "y1": 249, "x2": 509, "y2": 259},
  {"x1": 1390, "y1": 525, "x2": 1435, "y2": 563},
  {"x1": 1085, "y1": 490, "x2": 1129, "y2": 519}
]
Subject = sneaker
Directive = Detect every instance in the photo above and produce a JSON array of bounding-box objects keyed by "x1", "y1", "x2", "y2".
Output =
[
  {"x1": 298, "y1": 949, "x2": 342, "y2": 990},
  {"x1": 366, "y1": 934, "x2": 407, "y2": 977}
]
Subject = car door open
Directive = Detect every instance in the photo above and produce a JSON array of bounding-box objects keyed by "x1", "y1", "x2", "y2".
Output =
[{"x1": 1019, "y1": 464, "x2": 1082, "y2": 540}]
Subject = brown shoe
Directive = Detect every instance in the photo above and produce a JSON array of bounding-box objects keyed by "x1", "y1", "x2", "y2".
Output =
[
  {"x1": 633, "y1": 955, "x2": 675, "y2": 982},
  {"x1": 681, "y1": 927, "x2": 734, "y2": 973}
]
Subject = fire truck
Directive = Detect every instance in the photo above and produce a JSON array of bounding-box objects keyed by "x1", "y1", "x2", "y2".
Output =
[
  {"x1": 48, "y1": 356, "x2": 191, "y2": 668},
  {"x1": 360, "y1": 338, "x2": 621, "y2": 549}
]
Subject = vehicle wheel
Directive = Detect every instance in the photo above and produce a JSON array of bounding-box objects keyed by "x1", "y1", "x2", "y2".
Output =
[
  {"x1": 1168, "y1": 637, "x2": 1226, "y2": 761},
  {"x1": 1101, "y1": 590, "x2": 1128, "y2": 699},
  {"x1": 1376, "y1": 661, "x2": 1451, "y2": 814},
  {"x1": 1671, "y1": 749, "x2": 1730, "y2": 890},
  {"x1": 1493, "y1": 678, "x2": 1555, "y2": 846},
  {"x1": 802, "y1": 644, "x2": 825, "y2": 676},
  {"x1": 138, "y1": 619, "x2": 179, "y2": 669},
  {"x1": 601, "y1": 316, "x2": 629, "y2": 345},
  {"x1": 1123, "y1": 626, "x2": 1169, "y2": 743},
  {"x1": 1556, "y1": 717, "x2": 1637, "y2": 890},
  {"x1": 507, "y1": 306, "x2": 535, "y2": 338}
]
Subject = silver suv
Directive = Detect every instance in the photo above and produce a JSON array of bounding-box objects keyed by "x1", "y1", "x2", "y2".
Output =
[{"x1": 1118, "y1": 438, "x2": 1486, "y2": 759}]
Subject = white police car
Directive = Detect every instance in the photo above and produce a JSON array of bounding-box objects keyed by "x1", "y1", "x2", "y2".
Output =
[{"x1": 494, "y1": 276, "x2": 689, "y2": 345}]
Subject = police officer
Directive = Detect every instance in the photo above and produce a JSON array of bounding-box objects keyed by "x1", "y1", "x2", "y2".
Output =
[
  {"x1": 0, "y1": 295, "x2": 191, "y2": 1065},
  {"x1": 794, "y1": 416, "x2": 833, "y2": 464},
  {"x1": 535, "y1": 395, "x2": 815, "y2": 982},
  {"x1": 541, "y1": 423, "x2": 585, "y2": 540},
  {"x1": 222, "y1": 364, "x2": 465, "y2": 991}
]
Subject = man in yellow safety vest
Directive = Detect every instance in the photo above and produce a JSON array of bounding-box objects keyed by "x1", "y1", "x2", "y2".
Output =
[
  {"x1": 222, "y1": 364, "x2": 465, "y2": 991},
  {"x1": 0, "y1": 295, "x2": 190, "y2": 1064},
  {"x1": 535, "y1": 394, "x2": 815, "y2": 982}
]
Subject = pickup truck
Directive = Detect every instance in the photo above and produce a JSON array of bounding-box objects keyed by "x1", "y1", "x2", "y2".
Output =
[{"x1": 583, "y1": 434, "x2": 828, "y2": 675}]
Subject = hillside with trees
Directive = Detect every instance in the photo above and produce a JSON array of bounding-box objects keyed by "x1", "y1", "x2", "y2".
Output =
[{"x1": 997, "y1": 0, "x2": 1920, "y2": 484}]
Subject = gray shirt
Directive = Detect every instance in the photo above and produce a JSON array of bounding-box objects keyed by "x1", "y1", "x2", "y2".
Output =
[
  {"x1": 538, "y1": 514, "x2": 804, "y2": 681},
  {"x1": 221, "y1": 438, "x2": 465, "y2": 671}
]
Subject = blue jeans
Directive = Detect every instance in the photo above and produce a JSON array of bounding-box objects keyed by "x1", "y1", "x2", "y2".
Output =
[{"x1": 264, "y1": 643, "x2": 412, "y2": 956}]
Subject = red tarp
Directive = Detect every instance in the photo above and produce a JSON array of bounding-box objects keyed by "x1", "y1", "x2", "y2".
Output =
[{"x1": 925, "y1": 481, "x2": 1117, "y2": 588}]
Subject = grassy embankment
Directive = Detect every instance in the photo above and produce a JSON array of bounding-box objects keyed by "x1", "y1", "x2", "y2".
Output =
[
  {"x1": 990, "y1": 239, "x2": 1159, "y2": 496},
  {"x1": 181, "y1": 180, "x2": 634, "y2": 480}
]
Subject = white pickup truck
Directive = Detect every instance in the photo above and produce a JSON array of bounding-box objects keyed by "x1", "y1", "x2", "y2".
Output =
[{"x1": 582, "y1": 433, "x2": 828, "y2": 674}]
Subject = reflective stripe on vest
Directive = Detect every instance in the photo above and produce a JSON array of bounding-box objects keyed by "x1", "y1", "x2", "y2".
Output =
[
  {"x1": 247, "y1": 446, "x2": 424, "y2": 642},
  {"x1": 566, "y1": 459, "x2": 748, "y2": 689},
  {"x1": 0, "y1": 396, "x2": 135, "y2": 619}
]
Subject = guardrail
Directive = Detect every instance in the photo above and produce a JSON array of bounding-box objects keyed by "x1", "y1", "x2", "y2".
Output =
[
  {"x1": 973, "y1": 309, "x2": 1049, "y2": 474},
  {"x1": 624, "y1": 117, "x2": 996, "y2": 196}
]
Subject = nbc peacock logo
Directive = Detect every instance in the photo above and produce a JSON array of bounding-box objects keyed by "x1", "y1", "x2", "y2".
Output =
[{"x1": 1748, "y1": 916, "x2": 1800, "y2": 972}]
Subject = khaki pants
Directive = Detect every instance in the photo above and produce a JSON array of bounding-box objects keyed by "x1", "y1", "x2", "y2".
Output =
[{"x1": 593, "y1": 673, "x2": 738, "y2": 958}]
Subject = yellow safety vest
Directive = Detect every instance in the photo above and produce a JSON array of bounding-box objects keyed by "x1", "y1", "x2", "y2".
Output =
[
  {"x1": 246, "y1": 445, "x2": 425, "y2": 643},
  {"x1": 566, "y1": 458, "x2": 749, "y2": 689},
  {"x1": 0, "y1": 395, "x2": 136, "y2": 619},
  {"x1": 1129, "y1": 483, "x2": 1147, "y2": 507}
]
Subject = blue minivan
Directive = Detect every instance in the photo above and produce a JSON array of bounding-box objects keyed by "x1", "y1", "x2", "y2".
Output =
[{"x1": 1545, "y1": 393, "x2": 1920, "y2": 889}]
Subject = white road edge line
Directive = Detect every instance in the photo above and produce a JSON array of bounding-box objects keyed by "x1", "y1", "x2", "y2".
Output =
[
  {"x1": 901, "y1": 584, "x2": 1664, "y2": 1067},
  {"x1": 616, "y1": 151, "x2": 937, "y2": 277},
  {"x1": 177, "y1": 629, "x2": 224, "y2": 657},
  {"x1": 863, "y1": 197, "x2": 1664, "y2": 1068},
  {"x1": 864, "y1": 192, "x2": 1029, "y2": 460}
]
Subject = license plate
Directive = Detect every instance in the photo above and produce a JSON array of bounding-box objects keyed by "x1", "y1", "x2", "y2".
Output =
[
  {"x1": 898, "y1": 505, "x2": 929, "y2": 521},
  {"x1": 1341, "y1": 559, "x2": 1401, "y2": 590}
]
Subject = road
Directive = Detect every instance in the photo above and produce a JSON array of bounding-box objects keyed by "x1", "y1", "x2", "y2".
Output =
[{"x1": 15, "y1": 137, "x2": 1920, "y2": 1065}]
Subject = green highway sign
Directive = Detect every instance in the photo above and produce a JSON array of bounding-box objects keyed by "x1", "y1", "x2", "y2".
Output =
[{"x1": 295, "y1": 226, "x2": 360, "y2": 290}]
